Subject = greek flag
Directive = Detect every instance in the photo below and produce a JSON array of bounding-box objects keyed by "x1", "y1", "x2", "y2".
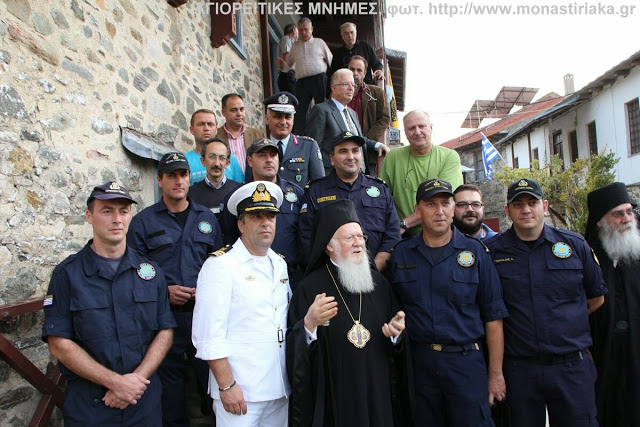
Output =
[{"x1": 481, "y1": 133, "x2": 500, "y2": 180}]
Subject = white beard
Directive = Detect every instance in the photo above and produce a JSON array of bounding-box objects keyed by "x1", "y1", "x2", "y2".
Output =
[
  {"x1": 332, "y1": 245, "x2": 375, "y2": 294},
  {"x1": 598, "y1": 216, "x2": 640, "y2": 267}
]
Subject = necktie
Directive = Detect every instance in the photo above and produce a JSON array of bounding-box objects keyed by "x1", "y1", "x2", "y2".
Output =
[
  {"x1": 343, "y1": 109, "x2": 366, "y2": 172},
  {"x1": 277, "y1": 140, "x2": 284, "y2": 163},
  {"x1": 343, "y1": 108, "x2": 356, "y2": 133}
]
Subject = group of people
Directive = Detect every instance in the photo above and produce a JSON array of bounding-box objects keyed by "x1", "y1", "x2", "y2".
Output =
[{"x1": 39, "y1": 17, "x2": 639, "y2": 427}]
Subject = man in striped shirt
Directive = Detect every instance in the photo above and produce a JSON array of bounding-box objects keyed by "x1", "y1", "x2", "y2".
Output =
[{"x1": 215, "y1": 93, "x2": 265, "y2": 174}]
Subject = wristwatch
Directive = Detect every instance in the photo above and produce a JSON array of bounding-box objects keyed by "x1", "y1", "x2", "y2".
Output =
[{"x1": 399, "y1": 219, "x2": 408, "y2": 230}]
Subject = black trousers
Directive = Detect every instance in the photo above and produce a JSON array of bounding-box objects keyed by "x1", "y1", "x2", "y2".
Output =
[
  {"x1": 277, "y1": 70, "x2": 296, "y2": 95},
  {"x1": 293, "y1": 72, "x2": 327, "y2": 135}
]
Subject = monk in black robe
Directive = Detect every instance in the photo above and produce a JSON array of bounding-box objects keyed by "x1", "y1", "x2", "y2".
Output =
[
  {"x1": 585, "y1": 182, "x2": 640, "y2": 427},
  {"x1": 286, "y1": 199, "x2": 412, "y2": 426}
]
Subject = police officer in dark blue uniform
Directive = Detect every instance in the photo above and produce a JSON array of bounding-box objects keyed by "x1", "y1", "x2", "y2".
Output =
[
  {"x1": 127, "y1": 153, "x2": 223, "y2": 426},
  {"x1": 388, "y1": 179, "x2": 508, "y2": 426},
  {"x1": 299, "y1": 131, "x2": 401, "y2": 272},
  {"x1": 220, "y1": 138, "x2": 306, "y2": 289},
  {"x1": 485, "y1": 178, "x2": 607, "y2": 427},
  {"x1": 43, "y1": 182, "x2": 176, "y2": 426},
  {"x1": 246, "y1": 91, "x2": 325, "y2": 185}
]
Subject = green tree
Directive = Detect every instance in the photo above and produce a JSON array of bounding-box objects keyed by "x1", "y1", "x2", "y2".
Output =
[{"x1": 494, "y1": 151, "x2": 618, "y2": 235}]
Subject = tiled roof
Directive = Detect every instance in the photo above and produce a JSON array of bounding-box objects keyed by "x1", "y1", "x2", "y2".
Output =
[{"x1": 440, "y1": 93, "x2": 565, "y2": 149}]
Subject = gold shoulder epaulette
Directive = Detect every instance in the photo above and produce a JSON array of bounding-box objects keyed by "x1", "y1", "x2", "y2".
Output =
[{"x1": 210, "y1": 245, "x2": 232, "y2": 257}]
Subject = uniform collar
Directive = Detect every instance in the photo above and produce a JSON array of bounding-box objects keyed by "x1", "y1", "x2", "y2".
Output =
[
  {"x1": 450, "y1": 227, "x2": 470, "y2": 248},
  {"x1": 269, "y1": 134, "x2": 291, "y2": 145},
  {"x1": 153, "y1": 196, "x2": 202, "y2": 213},
  {"x1": 232, "y1": 236, "x2": 280, "y2": 265},
  {"x1": 404, "y1": 225, "x2": 461, "y2": 247},
  {"x1": 81, "y1": 240, "x2": 139, "y2": 277},
  {"x1": 502, "y1": 224, "x2": 552, "y2": 248},
  {"x1": 325, "y1": 169, "x2": 364, "y2": 188}
]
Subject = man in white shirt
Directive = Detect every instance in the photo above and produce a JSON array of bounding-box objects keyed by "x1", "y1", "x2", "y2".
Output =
[
  {"x1": 277, "y1": 17, "x2": 333, "y2": 135},
  {"x1": 192, "y1": 181, "x2": 290, "y2": 426},
  {"x1": 277, "y1": 23, "x2": 298, "y2": 95}
]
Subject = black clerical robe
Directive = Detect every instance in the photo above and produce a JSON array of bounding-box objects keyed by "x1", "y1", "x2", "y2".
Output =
[
  {"x1": 286, "y1": 263, "x2": 412, "y2": 427},
  {"x1": 588, "y1": 237, "x2": 640, "y2": 427}
]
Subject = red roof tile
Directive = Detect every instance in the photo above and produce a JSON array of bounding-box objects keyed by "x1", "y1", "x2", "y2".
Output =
[{"x1": 440, "y1": 93, "x2": 565, "y2": 149}]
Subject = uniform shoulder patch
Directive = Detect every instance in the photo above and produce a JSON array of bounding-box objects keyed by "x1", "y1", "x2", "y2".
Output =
[
  {"x1": 274, "y1": 251, "x2": 286, "y2": 259},
  {"x1": 211, "y1": 245, "x2": 232, "y2": 257}
]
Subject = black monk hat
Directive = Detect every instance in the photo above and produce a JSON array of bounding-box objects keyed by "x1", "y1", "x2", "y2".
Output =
[
  {"x1": 87, "y1": 181, "x2": 137, "y2": 206},
  {"x1": 585, "y1": 182, "x2": 637, "y2": 238},
  {"x1": 306, "y1": 199, "x2": 362, "y2": 275}
]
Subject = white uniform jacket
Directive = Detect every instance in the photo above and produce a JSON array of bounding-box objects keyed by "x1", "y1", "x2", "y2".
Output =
[{"x1": 193, "y1": 238, "x2": 291, "y2": 402}]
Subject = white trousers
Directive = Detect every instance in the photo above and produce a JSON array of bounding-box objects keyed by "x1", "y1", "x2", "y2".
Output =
[{"x1": 213, "y1": 397, "x2": 288, "y2": 427}]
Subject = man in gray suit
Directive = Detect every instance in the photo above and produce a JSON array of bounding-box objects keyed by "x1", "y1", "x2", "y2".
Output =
[{"x1": 305, "y1": 69, "x2": 389, "y2": 175}]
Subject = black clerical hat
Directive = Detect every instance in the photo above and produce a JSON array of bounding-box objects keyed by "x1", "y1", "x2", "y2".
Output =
[
  {"x1": 585, "y1": 182, "x2": 637, "y2": 238},
  {"x1": 306, "y1": 199, "x2": 362, "y2": 275}
]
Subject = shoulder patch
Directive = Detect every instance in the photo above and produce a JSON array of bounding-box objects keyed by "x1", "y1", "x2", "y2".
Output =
[
  {"x1": 210, "y1": 245, "x2": 232, "y2": 257},
  {"x1": 552, "y1": 242, "x2": 572, "y2": 259},
  {"x1": 137, "y1": 263, "x2": 156, "y2": 280},
  {"x1": 275, "y1": 252, "x2": 286, "y2": 259}
]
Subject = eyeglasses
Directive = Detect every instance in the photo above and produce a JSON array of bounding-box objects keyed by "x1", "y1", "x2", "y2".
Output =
[
  {"x1": 334, "y1": 83, "x2": 357, "y2": 88},
  {"x1": 340, "y1": 234, "x2": 368, "y2": 243},
  {"x1": 205, "y1": 154, "x2": 229, "y2": 161},
  {"x1": 456, "y1": 202, "x2": 484, "y2": 210},
  {"x1": 609, "y1": 208, "x2": 635, "y2": 219}
]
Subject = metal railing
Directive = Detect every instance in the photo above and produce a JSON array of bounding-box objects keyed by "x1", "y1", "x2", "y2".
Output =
[{"x1": 0, "y1": 297, "x2": 65, "y2": 427}]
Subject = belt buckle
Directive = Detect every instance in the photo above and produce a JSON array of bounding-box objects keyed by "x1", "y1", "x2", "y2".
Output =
[{"x1": 430, "y1": 344, "x2": 442, "y2": 351}]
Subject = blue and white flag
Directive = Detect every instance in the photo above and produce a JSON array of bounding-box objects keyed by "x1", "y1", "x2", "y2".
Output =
[{"x1": 481, "y1": 133, "x2": 501, "y2": 180}]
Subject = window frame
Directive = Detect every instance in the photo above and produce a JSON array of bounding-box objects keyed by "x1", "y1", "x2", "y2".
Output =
[
  {"x1": 228, "y1": 10, "x2": 248, "y2": 60},
  {"x1": 627, "y1": 98, "x2": 640, "y2": 156},
  {"x1": 587, "y1": 121, "x2": 598, "y2": 156}
]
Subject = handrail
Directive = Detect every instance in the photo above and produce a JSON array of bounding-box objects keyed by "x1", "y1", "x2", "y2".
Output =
[{"x1": 0, "y1": 297, "x2": 65, "y2": 427}]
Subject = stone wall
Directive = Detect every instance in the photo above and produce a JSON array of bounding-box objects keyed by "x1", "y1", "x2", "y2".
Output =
[{"x1": 0, "y1": 0, "x2": 265, "y2": 424}]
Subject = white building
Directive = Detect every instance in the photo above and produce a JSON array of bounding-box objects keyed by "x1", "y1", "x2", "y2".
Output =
[{"x1": 497, "y1": 50, "x2": 640, "y2": 185}]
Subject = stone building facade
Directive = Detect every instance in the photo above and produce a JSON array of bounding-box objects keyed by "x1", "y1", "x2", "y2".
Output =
[{"x1": 0, "y1": 0, "x2": 266, "y2": 424}]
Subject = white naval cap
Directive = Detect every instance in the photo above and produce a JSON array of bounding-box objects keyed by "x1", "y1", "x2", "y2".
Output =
[{"x1": 227, "y1": 181, "x2": 284, "y2": 217}]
